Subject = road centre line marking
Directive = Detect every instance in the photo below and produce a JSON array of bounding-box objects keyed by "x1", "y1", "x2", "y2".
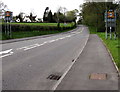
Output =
[
  {"x1": 66, "y1": 35, "x2": 72, "y2": 38},
  {"x1": 0, "y1": 53, "x2": 13, "y2": 58},
  {"x1": 24, "y1": 44, "x2": 41, "y2": 51},
  {"x1": 1, "y1": 29, "x2": 83, "y2": 58},
  {"x1": 48, "y1": 40, "x2": 56, "y2": 43},
  {"x1": 58, "y1": 37, "x2": 66, "y2": 40},
  {"x1": 0, "y1": 49, "x2": 13, "y2": 58},
  {"x1": 17, "y1": 32, "x2": 81, "y2": 51},
  {"x1": 0, "y1": 49, "x2": 13, "y2": 55}
]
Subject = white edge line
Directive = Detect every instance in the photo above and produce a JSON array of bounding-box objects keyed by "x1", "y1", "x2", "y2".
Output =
[
  {"x1": 52, "y1": 27, "x2": 89, "y2": 90},
  {"x1": 99, "y1": 38, "x2": 120, "y2": 76}
]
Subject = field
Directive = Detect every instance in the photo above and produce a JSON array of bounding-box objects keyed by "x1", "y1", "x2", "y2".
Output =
[{"x1": 10, "y1": 22, "x2": 74, "y2": 27}]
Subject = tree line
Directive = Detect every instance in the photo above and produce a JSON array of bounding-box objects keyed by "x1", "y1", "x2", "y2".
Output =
[
  {"x1": 81, "y1": 1, "x2": 120, "y2": 32},
  {"x1": 43, "y1": 7, "x2": 78, "y2": 23}
]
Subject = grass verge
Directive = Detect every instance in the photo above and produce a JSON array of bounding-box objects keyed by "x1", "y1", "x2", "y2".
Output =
[{"x1": 89, "y1": 26, "x2": 120, "y2": 70}]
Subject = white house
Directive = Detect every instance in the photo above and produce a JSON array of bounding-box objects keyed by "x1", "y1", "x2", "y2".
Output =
[
  {"x1": 23, "y1": 16, "x2": 31, "y2": 22},
  {"x1": 16, "y1": 18, "x2": 20, "y2": 22}
]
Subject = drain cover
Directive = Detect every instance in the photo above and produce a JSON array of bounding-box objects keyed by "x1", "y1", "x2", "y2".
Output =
[
  {"x1": 47, "y1": 74, "x2": 61, "y2": 80},
  {"x1": 89, "y1": 73, "x2": 107, "y2": 80}
]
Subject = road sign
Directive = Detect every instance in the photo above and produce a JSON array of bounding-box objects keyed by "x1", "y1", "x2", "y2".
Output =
[
  {"x1": 5, "y1": 11, "x2": 13, "y2": 21},
  {"x1": 5, "y1": 11, "x2": 11, "y2": 17},
  {"x1": 104, "y1": 10, "x2": 116, "y2": 39},
  {"x1": 4, "y1": 11, "x2": 13, "y2": 38},
  {"x1": 107, "y1": 11, "x2": 115, "y2": 18}
]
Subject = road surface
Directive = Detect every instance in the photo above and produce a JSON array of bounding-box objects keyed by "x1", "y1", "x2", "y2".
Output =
[{"x1": 1, "y1": 25, "x2": 89, "y2": 90}]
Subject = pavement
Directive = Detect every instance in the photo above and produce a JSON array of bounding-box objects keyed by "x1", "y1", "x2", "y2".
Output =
[
  {"x1": 56, "y1": 35, "x2": 118, "y2": 92},
  {"x1": 56, "y1": 34, "x2": 119, "y2": 91}
]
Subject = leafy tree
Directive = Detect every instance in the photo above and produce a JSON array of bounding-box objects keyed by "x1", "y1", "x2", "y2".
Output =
[
  {"x1": 66, "y1": 9, "x2": 78, "y2": 26},
  {"x1": 81, "y1": 2, "x2": 118, "y2": 32}
]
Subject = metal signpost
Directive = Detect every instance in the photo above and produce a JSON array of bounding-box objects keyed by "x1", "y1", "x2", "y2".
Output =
[
  {"x1": 5, "y1": 11, "x2": 13, "y2": 38},
  {"x1": 105, "y1": 10, "x2": 116, "y2": 39}
]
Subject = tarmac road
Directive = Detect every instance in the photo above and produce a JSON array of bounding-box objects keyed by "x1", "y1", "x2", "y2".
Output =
[{"x1": 1, "y1": 25, "x2": 89, "y2": 90}]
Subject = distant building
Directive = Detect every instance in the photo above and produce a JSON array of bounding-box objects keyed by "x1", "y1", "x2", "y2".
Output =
[
  {"x1": 16, "y1": 18, "x2": 20, "y2": 22},
  {"x1": 23, "y1": 16, "x2": 31, "y2": 22}
]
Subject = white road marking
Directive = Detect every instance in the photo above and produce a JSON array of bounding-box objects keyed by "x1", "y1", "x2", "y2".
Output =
[
  {"x1": 66, "y1": 35, "x2": 72, "y2": 38},
  {"x1": 58, "y1": 37, "x2": 65, "y2": 40},
  {"x1": 1, "y1": 28, "x2": 84, "y2": 58},
  {"x1": 0, "y1": 49, "x2": 13, "y2": 58},
  {"x1": 52, "y1": 27, "x2": 86, "y2": 90},
  {"x1": 54, "y1": 39, "x2": 58, "y2": 41},
  {"x1": 0, "y1": 49, "x2": 12, "y2": 55},
  {"x1": 48, "y1": 40, "x2": 56, "y2": 43},
  {"x1": 24, "y1": 44, "x2": 40, "y2": 51},
  {"x1": 17, "y1": 29, "x2": 83, "y2": 51}
]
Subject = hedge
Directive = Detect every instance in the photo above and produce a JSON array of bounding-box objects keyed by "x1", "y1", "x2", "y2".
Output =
[{"x1": 2, "y1": 24, "x2": 75, "y2": 33}]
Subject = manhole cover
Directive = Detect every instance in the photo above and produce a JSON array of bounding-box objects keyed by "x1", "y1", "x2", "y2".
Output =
[
  {"x1": 89, "y1": 73, "x2": 107, "y2": 80},
  {"x1": 47, "y1": 74, "x2": 61, "y2": 80}
]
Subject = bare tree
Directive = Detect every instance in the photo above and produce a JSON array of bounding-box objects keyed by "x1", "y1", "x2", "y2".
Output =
[
  {"x1": 0, "y1": 1, "x2": 7, "y2": 19},
  {"x1": 56, "y1": 7, "x2": 62, "y2": 29}
]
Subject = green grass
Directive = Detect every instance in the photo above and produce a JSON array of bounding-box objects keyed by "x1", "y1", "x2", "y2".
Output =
[
  {"x1": 88, "y1": 26, "x2": 97, "y2": 34},
  {"x1": 88, "y1": 26, "x2": 120, "y2": 69},
  {"x1": 11, "y1": 23, "x2": 74, "y2": 27}
]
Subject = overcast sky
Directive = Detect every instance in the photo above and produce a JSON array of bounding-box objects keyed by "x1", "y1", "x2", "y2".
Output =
[{"x1": 2, "y1": 0, "x2": 84, "y2": 18}]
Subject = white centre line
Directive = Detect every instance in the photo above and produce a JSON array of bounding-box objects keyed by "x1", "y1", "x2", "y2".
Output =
[
  {"x1": 48, "y1": 40, "x2": 56, "y2": 43},
  {"x1": 16, "y1": 29, "x2": 83, "y2": 51},
  {"x1": 0, "y1": 49, "x2": 13, "y2": 58},
  {"x1": 0, "y1": 49, "x2": 12, "y2": 55}
]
